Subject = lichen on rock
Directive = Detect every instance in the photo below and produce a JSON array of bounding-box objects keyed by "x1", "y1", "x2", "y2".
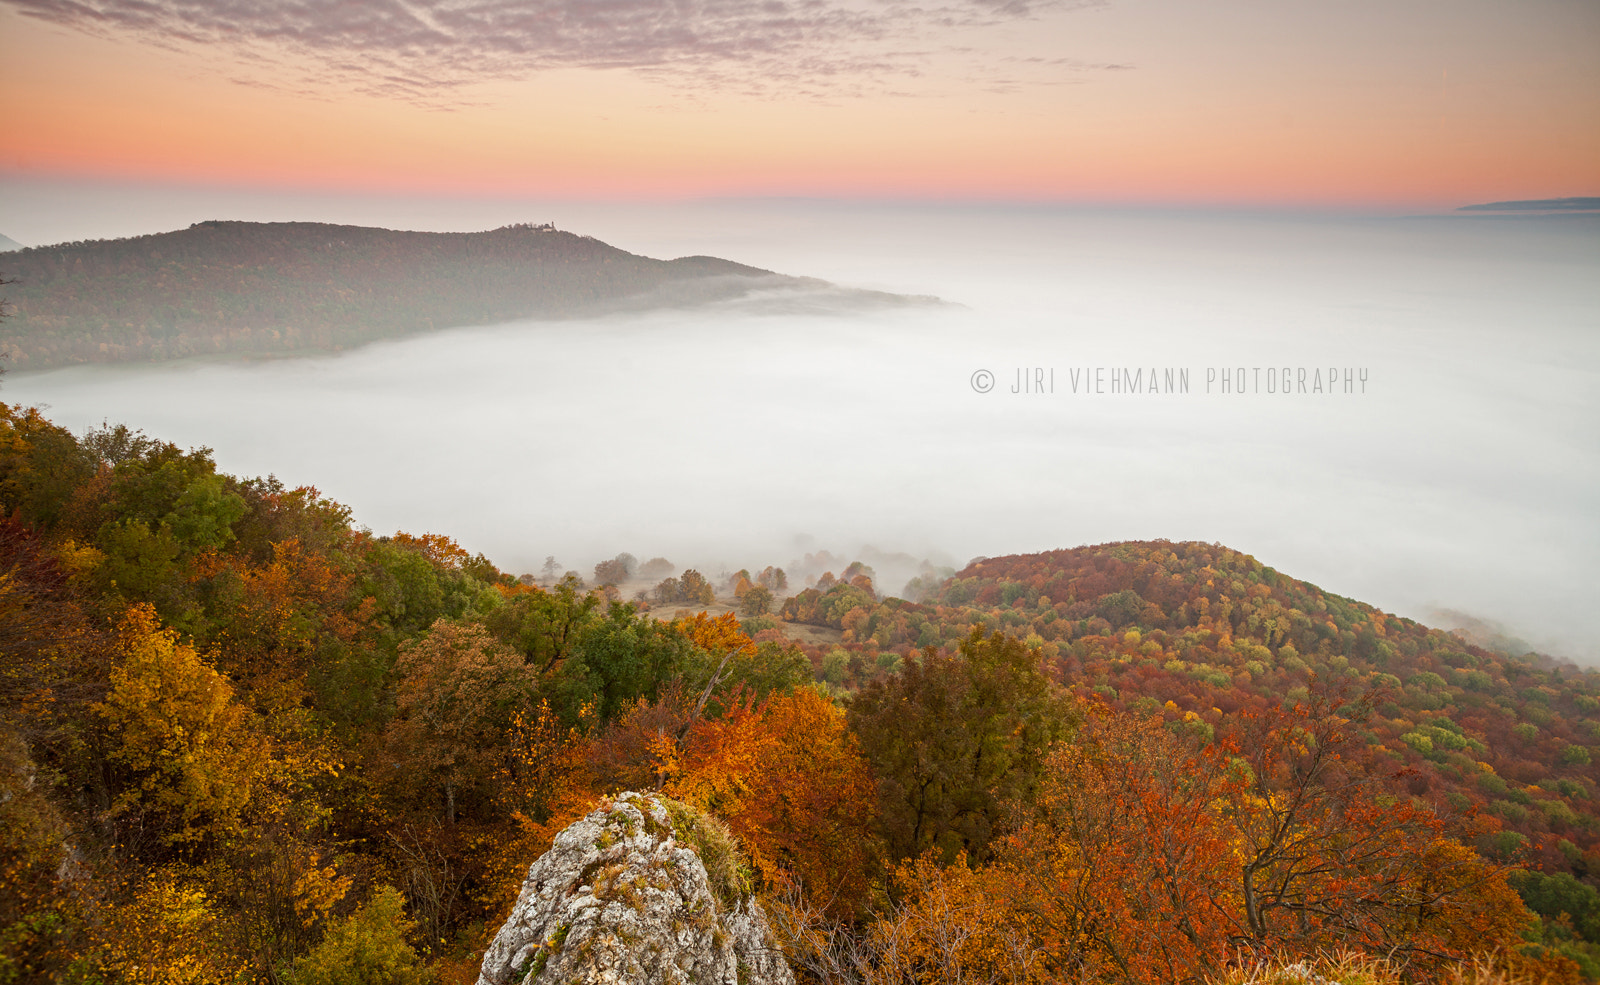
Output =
[{"x1": 475, "y1": 791, "x2": 795, "y2": 985}]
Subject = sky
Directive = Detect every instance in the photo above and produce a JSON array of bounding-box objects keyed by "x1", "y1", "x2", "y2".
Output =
[{"x1": 1, "y1": 0, "x2": 1597, "y2": 214}]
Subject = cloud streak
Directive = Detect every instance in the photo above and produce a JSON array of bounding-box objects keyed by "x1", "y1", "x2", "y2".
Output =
[{"x1": 4, "y1": 0, "x2": 1111, "y2": 101}]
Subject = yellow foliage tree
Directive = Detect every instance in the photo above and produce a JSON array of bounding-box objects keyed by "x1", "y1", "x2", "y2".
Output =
[
  {"x1": 88, "y1": 866, "x2": 246, "y2": 985},
  {"x1": 670, "y1": 611, "x2": 756, "y2": 658},
  {"x1": 280, "y1": 885, "x2": 433, "y2": 985},
  {"x1": 96, "y1": 604, "x2": 270, "y2": 848}
]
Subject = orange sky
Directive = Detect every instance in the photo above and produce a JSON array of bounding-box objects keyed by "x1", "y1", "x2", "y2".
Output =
[{"x1": 1, "y1": 0, "x2": 1596, "y2": 209}]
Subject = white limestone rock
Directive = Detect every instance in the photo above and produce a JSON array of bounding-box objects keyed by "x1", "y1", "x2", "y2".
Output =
[{"x1": 476, "y1": 792, "x2": 795, "y2": 985}]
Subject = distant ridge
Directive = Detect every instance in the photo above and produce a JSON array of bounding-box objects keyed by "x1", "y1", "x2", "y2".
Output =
[
  {"x1": 0, "y1": 220, "x2": 823, "y2": 369},
  {"x1": 1457, "y1": 196, "x2": 1600, "y2": 213},
  {"x1": 0, "y1": 233, "x2": 23, "y2": 252}
]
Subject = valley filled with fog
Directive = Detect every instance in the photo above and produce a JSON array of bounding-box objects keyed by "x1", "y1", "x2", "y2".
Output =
[{"x1": 6, "y1": 202, "x2": 1596, "y2": 660}]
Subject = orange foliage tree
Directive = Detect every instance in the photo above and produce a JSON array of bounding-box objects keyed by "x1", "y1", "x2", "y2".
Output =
[
  {"x1": 389, "y1": 531, "x2": 470, "y2": 570},
  {"x1": 992, "y1": 699, "x2": 1241, "y2": 982},
  {"x1": 476, "y1": 698, "x2": 601, "y2": 921},
  {"x1": 591, "y1": 682, "x2": 878, "y2": 916},
  {"x1": 872, "y1": 853, "x2": 1041, "y2": 985},
  {"x1": 669, "y1": 686, "x2": 878, "y2": 912},
  {"x1": 186, "y1": 537, "x2": 366, "y2": 704}
]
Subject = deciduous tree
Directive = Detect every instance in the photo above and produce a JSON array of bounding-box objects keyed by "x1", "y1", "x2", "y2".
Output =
[
  {"x1": 96, "y1": 604, "x2": 271, "y2": 851},
  {"x1": 385, "y1": 619, "x2": 535, "y2": 824},
  {"x1": 849, "y1": 628, "x2": 1070, "y2": 866}
]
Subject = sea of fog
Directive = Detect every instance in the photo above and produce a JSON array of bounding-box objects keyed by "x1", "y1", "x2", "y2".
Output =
[{"x1": 4, "y1": 202, "x2": 1597, "y2": 661}]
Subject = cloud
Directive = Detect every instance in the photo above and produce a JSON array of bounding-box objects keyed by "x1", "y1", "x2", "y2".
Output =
[{"x1": 4, "y1": 0, "x2": 1109, "y2": 101}]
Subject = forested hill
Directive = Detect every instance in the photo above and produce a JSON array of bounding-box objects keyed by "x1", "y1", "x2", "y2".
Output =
[
  {"x1": 0, "y1": 220, "x2": 791, "y2": 369},
  {"x1": 786, "y1": 541, "x2": 1600, "y2": 874}
]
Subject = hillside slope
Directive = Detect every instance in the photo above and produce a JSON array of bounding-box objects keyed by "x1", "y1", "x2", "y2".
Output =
[{"x1": 785, "y1": 540, "x2": 1600, "y2": 875}]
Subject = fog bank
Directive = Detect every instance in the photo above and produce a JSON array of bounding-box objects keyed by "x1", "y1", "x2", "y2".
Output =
[{"x1": 6, "y1": 203, "x2": 1596, "y2": 661}]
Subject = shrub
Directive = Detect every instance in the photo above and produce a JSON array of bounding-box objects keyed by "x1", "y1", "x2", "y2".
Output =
[{"x1": 281, "y1": 886, "x2": 432, "y2": 985}]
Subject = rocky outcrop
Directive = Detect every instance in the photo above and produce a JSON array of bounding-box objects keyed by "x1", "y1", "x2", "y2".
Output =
[{"x1": 476, "y1": 792, "x2": 795, "y2": 985}]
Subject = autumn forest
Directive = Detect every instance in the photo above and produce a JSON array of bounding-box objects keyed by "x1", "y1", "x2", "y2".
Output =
[{"x1": 3, "y1": 400, "x2": 1600, "y2": 984}]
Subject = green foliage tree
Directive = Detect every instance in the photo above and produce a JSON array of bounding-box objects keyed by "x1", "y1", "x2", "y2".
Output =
[
  {"x1": 1512, "y1": 870, "x2": 1600, "y2": 943},
  {"x1": 551, "y1": 602, "x2": 703, "y2": 723},
  {"x1": 703, "y1": 639, "x2": 812, "y2": 718},
  {"x1": 359, "y1": 540, "x2": 461, "y2": 636},
  {"x1": 225, "y1": 476, "x2": 353, "y2": 565},
  {"x1": 94, "y1": 519, "x2": 182, "y2": 599},
  {"x1": 479, "y1": 574, "x2": 601, "y2": 674},
  {"x1": 167, "y1": 473, "x2": 247, "y2": 551},
  {"x1": 1095, "y1": 589, "x2": 1146, "y2": 629}
]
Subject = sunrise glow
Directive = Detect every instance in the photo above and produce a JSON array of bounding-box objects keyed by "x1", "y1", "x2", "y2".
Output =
[{"x1": 2, "y1": 0, "x2": 1595, "y2": 211}]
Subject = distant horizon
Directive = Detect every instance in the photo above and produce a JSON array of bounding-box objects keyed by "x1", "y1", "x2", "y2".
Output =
[{"x1": 4, "y1": 176, "x2": 1596, "y2": 251}]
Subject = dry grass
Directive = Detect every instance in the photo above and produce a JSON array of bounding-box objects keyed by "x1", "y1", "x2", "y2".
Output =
[{"x1": 1211, "y1": 950, "x2": 1567, "y2": 985}]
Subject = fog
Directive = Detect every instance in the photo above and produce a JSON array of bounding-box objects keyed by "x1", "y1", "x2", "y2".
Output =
[{"x1": 5, "y1": 201, "x2": 1597, "y2": 661}]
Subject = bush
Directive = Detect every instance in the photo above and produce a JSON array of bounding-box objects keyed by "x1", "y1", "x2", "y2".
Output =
[
  {"x1": 740, "y1": 614, "x2": 779, "y2": 636},
  {"x1": 1541, "y1": 799, "x2": 1579, "y2": 828},
  {"x1": 1490, "y1": 799, "x2": 1529, "y2": 825},
  {"x1": 281, "y1": 886, "x2": 432, "y2": 985}
]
